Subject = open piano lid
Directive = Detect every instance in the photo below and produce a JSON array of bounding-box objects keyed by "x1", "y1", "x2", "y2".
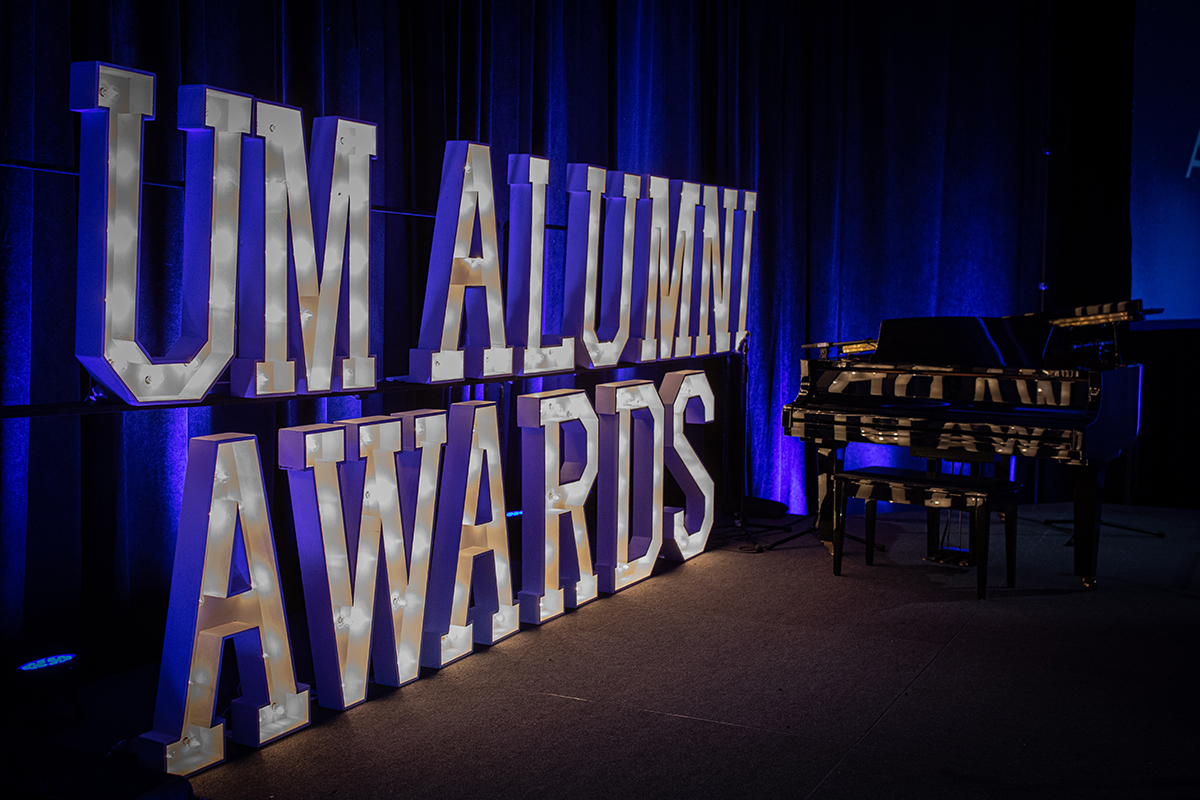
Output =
[
  {"x1": 867, "y1": 300, "x2": 1149, "y2": 370},
  {"x1": 869, "y1": 314, "x2": 1052, "y2": 369}
]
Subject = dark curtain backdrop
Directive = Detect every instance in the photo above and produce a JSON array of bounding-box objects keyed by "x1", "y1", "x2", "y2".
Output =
[{"x1": 1, "y1": 0, "x2": 1084, "y2": 667}]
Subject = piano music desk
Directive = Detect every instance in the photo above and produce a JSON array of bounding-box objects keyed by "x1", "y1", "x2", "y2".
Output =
[{"x1": 832, "y1": 467, "x2": 1019, "y2": 599}]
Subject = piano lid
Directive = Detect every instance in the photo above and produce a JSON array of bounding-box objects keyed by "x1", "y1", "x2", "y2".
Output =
[{"x1": 869, "y1": 314, "x2": 1053, "y2": 369}]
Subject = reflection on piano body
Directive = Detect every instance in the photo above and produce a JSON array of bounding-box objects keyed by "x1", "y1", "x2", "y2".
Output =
[{"x1": 783, "y1": 301, "x2": 1147, "y2": 586}]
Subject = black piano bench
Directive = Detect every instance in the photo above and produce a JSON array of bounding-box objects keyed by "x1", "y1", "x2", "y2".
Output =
[{"x1": 831, "y1": 467, "x2": 1019, "y2": 599}]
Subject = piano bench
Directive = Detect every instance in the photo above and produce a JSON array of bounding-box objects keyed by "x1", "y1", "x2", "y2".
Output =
[{"x1": 831, "y1": 467, "x2": 1019, "y2": 599}]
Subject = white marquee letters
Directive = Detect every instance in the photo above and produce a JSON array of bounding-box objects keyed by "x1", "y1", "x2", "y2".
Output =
[
  {"x1": 75, "y1": 62, "x2": 760, "y2": 779},
  {"x1": 658, "y1": 371, "x2": 716, "y2": 559},
  {"x1": 279, "y1": 412, "x2": 443, "y2": 709},
  {"x1": 138, "y1": 434, "x2": 308, "y2": 775},
  {"x1": 141, "y1": 372, "x2": 725, "y2": 775},
  {"x1": 629, "y1": 178, "x2": 703, "y2": 362},
  {"x1": 71, "y1": 65, "x2": 246, "y2": 404},
  {"x1": 734, "y1": 191, "x2": 757, "y2": 350},
  {"x1": 412, "y1": 142, "x2": 513, "y2": 382},
  {"x1": 505, "y1": 155, "x2": 576, "y2": 374},
  {"x1": 694, "y1": 187, "x2": 737, "y2": 355},
  {"x1": 422, "y1": 402, "x2": 519, "y2": 666},
  {"x1": 562, "y1": 166, "x2": 640, "y2": 368},
  {"x1": 595, "y1": 380, "x2": 666, "y2": 592},
  {"x1": 72, "y1": 65, "x2": 757, "y2": 403},
  {"x1": 517, "y1": 389, "x2": 600, "y2": 623},
  {"x1": 250, "y1": 103, "x2": 377, "y2": 394}
]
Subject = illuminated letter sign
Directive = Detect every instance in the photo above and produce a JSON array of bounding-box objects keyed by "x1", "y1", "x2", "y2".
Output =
[
  {"x1": 595, "y1": 380, "x2": 665, "y2": 592},
  {"x1": 138, "y1": 434, "x2": 308, "y2": 776},
  {"x1": 231, "y1": 132, "x2": 296, "y2": 397},
  {"x1": 563, "y1": 165, "x2": 640, "y2": 369},
  {"x1": 279, "y1": 412, "x2": 444, "y2": 709},
  {"x1": 658, "y1": 371, "x2": 716, "y2": 560},
  {"x1": 629, "y1": 178, "x2": 700, "y2": 362},
  {"x1": 693, "y1": 187, "x2": 739, "y2": 355},
  {"x1": 506, "y1": 155, "x2": 576, "y2": 374},
  {"x1": 71, "y1": 63, "x2": 247, "y2": 404},
  {"x1": 517, "y1": 389, "x2": 599, "y2": 623},
  {"x1": 422, "y1": 401, "x2": 519, "y2": 666},
  {"x1": 59, "y1": 63, "x2": 762, "y2": 779},
  {"x1": 246, "y1": 102, "x2": 377, "y2": 395},
  {"x1": 734, "y1": 191, "x2": 757, "y2": 350},
  {"x1": 412, "y1": 142, "x2": 513, "y2": 382}
]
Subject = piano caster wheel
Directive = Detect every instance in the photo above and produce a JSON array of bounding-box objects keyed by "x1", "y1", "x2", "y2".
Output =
[{"x1": 1082, "y1": 576, "x2": 1097, "y2": 591}]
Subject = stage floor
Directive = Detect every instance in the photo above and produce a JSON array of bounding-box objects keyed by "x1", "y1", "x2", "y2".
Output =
[{"x1": 19, "y1": 503, "x2": 1200, "y2": 799}]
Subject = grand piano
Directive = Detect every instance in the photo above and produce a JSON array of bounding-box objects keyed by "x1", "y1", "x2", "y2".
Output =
[{"x1": 783, "y1": 300, "x2": 1146, "y2": 587}]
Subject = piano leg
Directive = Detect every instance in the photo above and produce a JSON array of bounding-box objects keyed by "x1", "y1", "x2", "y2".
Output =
[
  {"x1": 925, "y1": 459, "x2": 940, "y2": 558},
  {"x1": 1005, "y1": 503, "x2": 1017, "y2": 588},
  {"x1": 833, "y1": 477, "x2": 847, "y2": 575},
  {"x1": 926, "y1": 508, "x2": 941, "y2": 558},
  {"x1": 816, "y1": 446, "x2": 845, "y2": 544},
  {"x1": 865, "y1": 499, "x2": 877, "y2": 566},
  {"x1": 971, "y1": 503, "x2": 990, "y2": 600},
  {"x1": 1072, "y1": 463, "x2": 1107, "y2": 589}
]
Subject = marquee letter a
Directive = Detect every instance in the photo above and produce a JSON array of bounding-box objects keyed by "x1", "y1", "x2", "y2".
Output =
[{"x1": 137, "y1": 434, "x2": 308, "y2": 776}]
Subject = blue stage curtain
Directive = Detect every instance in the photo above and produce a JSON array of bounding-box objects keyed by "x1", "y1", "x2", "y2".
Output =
[{"x1": 1, "y1": 0, "x2": 1063, "y2": 665}]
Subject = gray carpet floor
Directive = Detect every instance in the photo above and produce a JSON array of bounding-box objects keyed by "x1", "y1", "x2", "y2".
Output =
[{"x1": 48, "y1": 503, "x2": 1200, "y2": 799}]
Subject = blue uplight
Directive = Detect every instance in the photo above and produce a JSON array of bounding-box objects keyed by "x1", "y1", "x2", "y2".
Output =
[
  {"x1": 505, "y1": 510, "x2": 522, "y2": 518},
  {"x1": 18, "y1": 653, "x2": 76, "y2": 671}
]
